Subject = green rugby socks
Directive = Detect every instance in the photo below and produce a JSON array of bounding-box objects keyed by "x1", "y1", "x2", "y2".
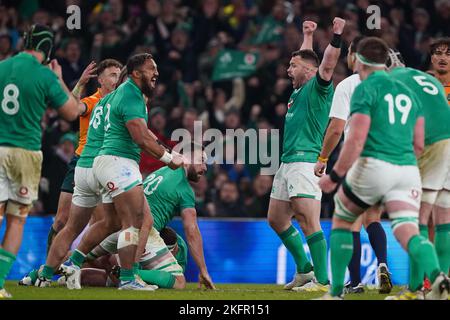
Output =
[
  {"x1": 330, "y1": 229, "x2": 353, "y2": 297},
  {"x1": 306, "y1": 231, "x2": 328, "y2": 284},
  {"x1": 278, "y1": 225, "x2": 313, "y2": 274}
]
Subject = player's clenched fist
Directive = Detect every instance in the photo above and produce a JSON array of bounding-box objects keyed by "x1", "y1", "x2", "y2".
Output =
[
  {"x1": 332, "y1": 17, "x2": 346, "y2": 35},
  {"x1": 303, "y1": 20, "x2": 317, "y2": 35},
  {"x1": 168, "y1": 151, "x2": 185, "y2": 170}
]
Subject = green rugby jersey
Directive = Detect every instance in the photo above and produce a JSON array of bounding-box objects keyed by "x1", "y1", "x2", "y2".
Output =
[
  {"x1": 281, "y1": 73, "x2": 334, "y2": 163},
  {"x1": 143, "y1": 166, "x2": 195, "y2": 232},
  {"x1": 390, "y1": 67, "x2": 450, "y2": 146},
  {"x1": 350, "y1": 70, "x2": 423, "y2": 166},
  {"x1": 0, "y1": 52, "x2": 69, "y2": 150},
  {"x1": 98, "y1": 78, "x2": 147, "y2": 163},
  {"x1": 77, "y1": 93, "x2": 113, "y2": 168}
]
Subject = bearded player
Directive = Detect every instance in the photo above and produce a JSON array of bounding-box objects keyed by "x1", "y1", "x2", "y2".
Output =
[{"x1": 268, "y1": 18, "x2": 346, "y2": 292}]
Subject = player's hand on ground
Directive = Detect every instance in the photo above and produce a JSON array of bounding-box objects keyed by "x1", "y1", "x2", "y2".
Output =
[
  {"x1": 49, "y1": 59, "x2": 63, "y2": 79},
  {"x1": 332, "y1": 17, "x2": 346, "y2": 35},
  {"x1": 168, "y1": 151, "x2": 185, "y2": 170},
  {"x1": 78, "y1": 61, "x2": 97, "y2": 86},
  {"x1": 198, "y1": 272, "x2": 216, "y2": 290},
  {"x1": 303, "y1": 21, "x2": 317, "y2": 35},
  {"x1": 314, "y1": 161, "x2": 327, "y2": 177},
  {"x1": 318, "y1": 174, "x2": 337, "y2": 193}
]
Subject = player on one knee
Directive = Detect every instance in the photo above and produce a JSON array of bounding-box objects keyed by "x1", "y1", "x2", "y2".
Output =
[{"x1": 314, "y1": 35, "x2": 391, "y2": 294}]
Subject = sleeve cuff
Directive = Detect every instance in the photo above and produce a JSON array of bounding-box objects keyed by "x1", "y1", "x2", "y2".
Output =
[{"x1": 316, "y1": 72, "x2": 332, "y2": 87}]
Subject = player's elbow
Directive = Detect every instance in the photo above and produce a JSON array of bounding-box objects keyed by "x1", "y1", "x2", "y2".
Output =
[{"x1": 58, "y1": 98, "x2": 79, "y2": 121}]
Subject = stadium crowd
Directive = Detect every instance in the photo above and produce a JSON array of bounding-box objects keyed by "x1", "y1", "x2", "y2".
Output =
[{"x1": 0, "y1": 0, "x2": 448, "y2": 218}]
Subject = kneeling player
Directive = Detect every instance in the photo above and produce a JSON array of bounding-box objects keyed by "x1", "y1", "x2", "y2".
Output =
[{"x1": 81, "y1": 226, "x2": 186, "y2": 289}]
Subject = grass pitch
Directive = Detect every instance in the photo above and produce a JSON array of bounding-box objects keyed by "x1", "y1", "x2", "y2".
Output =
[{"x1": 4, "y1": 281, "x2": 402, "y2": 300}]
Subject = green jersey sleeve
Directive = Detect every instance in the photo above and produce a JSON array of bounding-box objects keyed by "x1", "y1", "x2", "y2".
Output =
[
  {"x1": 311, "y1": 72, "x2": 333, "y2": 97},
  {"x1": 42, "y1": 68, "x2": 69, "y2": 109},
  {"x1": 179, "y1": 181, "x2": 195, "y2": 210},
  {"x1": 350, "y1": 82, "x2": 373, "y2": 116}
]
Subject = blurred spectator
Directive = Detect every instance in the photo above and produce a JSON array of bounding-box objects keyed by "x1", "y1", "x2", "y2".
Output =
[
  {"x1": 140, "y1": 107, "x2": 177, "y2": 177},
  {"x1": 209, "y1": 181, "x2": 244, "y2": 217},
  {"x1": 58, "y1": 38, "x2": 84, "y2": 89},
  {"x1": 243, "y1": 174, "x2": 273, "y2": 217},
  {"x1": 0, "y1": 34, "x2": 14, "y2": 60}
]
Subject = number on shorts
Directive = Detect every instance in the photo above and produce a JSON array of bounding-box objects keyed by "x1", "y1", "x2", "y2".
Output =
[
  {"x1": 104, "y1": 103, "x2": 111, "y2": 131},
  {"x1": 1, "y1": 84, "x2": 20, "y2": 115},
  {"x1": 89, "y1": 106, "x2": 103, "y2": 129},
  {"x1": 143, "y1": 174, "x2": 164, "y2": 196},
  {"x1": 384, "y1": 93, "x2": 412, "y2": 125},
  {"x1": 412, "y1": 75, "x2": 438, "y2": 95}
]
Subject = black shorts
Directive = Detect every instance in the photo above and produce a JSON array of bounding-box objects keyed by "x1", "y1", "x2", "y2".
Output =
[{"x1": 60, "y1": 155, "x2": 80, "y2": 194}]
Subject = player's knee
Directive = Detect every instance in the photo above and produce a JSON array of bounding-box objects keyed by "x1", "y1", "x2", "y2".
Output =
[
  {"x1": 173, "y1": 275, "x2": 186, "y2": 289},
  {"x1": 5, "y1": 201, "x2": 31, "y2": 220},
  {"x1": 52, "y1": 217, "x2": 67, "y2": 232},
  {"x1": 390, "y1": 211, "x2": 419, "y2": 240},
  {"x1": 333, "y1": 194, "x2": 359, "y2": 224},
  {"x1": 117, "y1": 226, "x2": 139, "y2": 249},
  {"x1": 267, "y1": 214, "x2": 287, "y2": 232}
]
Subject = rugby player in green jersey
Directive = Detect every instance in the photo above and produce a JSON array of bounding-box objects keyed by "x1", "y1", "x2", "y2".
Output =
[
  {"x1": 0, "y1": 25, "x2": 80, "y2": 299},
  {"x1": 385, "y1": 49, "x2": 450, "y2": 299},
  {"x1": 318, "y1": 37, "x2": 449, "y2": 300},
  {"x1": 63, "y1": 53, "x2": 184, "y2": 291},
  {"x1": 81, "y1": 142, "x2": 215, "y2": 290},
  {"x1": 268, "y1": 18, "x2": 345, "y2": 292}
]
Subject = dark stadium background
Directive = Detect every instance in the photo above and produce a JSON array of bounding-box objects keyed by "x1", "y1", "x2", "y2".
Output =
[{"x1": 0, "y1": 0, "x2": 446, "y2": 284}]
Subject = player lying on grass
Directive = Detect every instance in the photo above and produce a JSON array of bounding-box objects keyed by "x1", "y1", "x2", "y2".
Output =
[{"x1": 77, "y1": 226, "x2": 188, "y2": 289}]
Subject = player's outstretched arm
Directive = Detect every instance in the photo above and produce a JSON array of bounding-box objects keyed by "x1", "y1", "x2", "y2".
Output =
[
  {"x1": 413, "y1": 116, "x2": 425, "y2": 157},
  {"x1": 300, "y1": 20, "x2": 317, "y2": 51},
  {"x1": 318, "y1": 17, "x2": 346, "y2": 82},
  {"x1": 319, "y1": 113, "x2": 370, "y2": 193},
  {"x1": 181, "y1": 208, "x2": 216, "y2": 290},
  {"x1": 126, "y1": 118, "x2": 184, "y2": 169}
]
